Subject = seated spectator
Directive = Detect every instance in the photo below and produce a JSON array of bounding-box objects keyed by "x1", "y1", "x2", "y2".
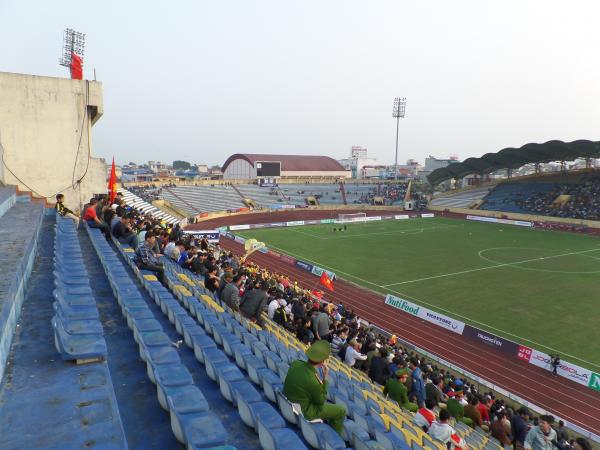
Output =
[
  {"x1": 55, "y1": 194, "x2": 80, "y2": 228},
  {"x1": 413, "y1": 398, "x2": 438, "y2": 432},
  {"x1": 524, "y1": 414, "x2": 556, "y2": 450},
  {"x1": 344, "y1": 340, "x2": 367, "y2": 368},
  {"x1": 134, "y1": 231, "x2": 167, "y2": 285},
  {"x1": 446, "y1": 390, "x2": 473, "y2": 426},
  {"x1": 296, "y1": 316, "x2": 315, "y2": 345},
  {"x1": 83, "y1": 198, "x2": 110, "y2": 237},
  {"x1": 428, "y1": 409, "x2": 466, "y2": 449},
  {"x1": 383, "y1": 368, "x2": 418, "y2": 412},
  {"x1": 112, "y1": 214, "x2": 139, "y2": 248},
  {"x1": 464, "y1": 395, "x2": 488, "y2": 430},
  {"x1": 426, "y1": 375, "x2": 448, "y2": 407},
  {"x1": 283, "y1": 341, "x2": 346, "y2": 436}
]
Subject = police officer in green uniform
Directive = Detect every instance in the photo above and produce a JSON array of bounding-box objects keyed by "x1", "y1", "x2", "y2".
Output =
[
  {"x1": 283, "y1": 340, "x2": 347, "y2": 435},
  {"x1": 383, "y1": 368, "x2": 418, "y2": 412}
]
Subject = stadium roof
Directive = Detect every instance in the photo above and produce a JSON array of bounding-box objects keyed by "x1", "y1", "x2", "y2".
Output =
[
  {"x1": 427, "y1": 140, "x2": 600, "y2": 185},
  {"x1": 222, "y1": 153, "x2": 346, "y2": 172}
]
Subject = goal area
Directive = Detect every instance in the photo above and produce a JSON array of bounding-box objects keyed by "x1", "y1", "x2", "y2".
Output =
[{"x1": 337, "y1": 212, "x2": 367, "y2": 223}]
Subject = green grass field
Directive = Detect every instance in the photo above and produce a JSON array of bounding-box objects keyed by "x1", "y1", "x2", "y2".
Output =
[{"x1": 239, "y1": 217, "x2": 600, "y2": 370}]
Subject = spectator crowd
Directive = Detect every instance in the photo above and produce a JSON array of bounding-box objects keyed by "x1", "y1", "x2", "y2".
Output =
[
  {"x1": 56, "y1": 190, "x2": 591, "y2": 450},
  {"x1": 513, "y1": 174, "x2": 600, "y2": 220}
]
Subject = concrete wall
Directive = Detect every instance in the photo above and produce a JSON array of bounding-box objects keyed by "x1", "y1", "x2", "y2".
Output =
[{"x1": 0, "y1": 72, "x2": 106, "y2": 211}]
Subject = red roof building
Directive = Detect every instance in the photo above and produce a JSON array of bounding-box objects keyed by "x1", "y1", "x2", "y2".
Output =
[{"x1": 222, "y1": 153, "x2": 350, "y2": 179}]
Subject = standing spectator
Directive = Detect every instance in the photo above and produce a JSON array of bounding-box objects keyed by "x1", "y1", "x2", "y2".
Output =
[
  {"x1": 511, "y1": 407, "x2": 531, "y2": 450},
  {"x1": 555, "y1": 420, "x2": 568, "y2": 445},
  {"x1": 409, "y1": 357, "x2": 426, "y2": 408},
  {"x1": 55, "y1": 194, "x2": 80, "y2": 228},
  {"x1": 524, "y1": 415, "x2": 556, "y2": 450},
  {"x1": 204, "y1": 265, "x2": 220, "y2": 293},
  {"x1": 490, "y1": 412, "x2": 512, "y2": 447},
  {"x1": 221, "y1": 273, "x2": 242, "y2": 311},
  {"x1": 239, "y1": 281, "x2": 268, "y2": 325},
  {"x1": 368, "y1": 348, "x2": 391, "y2": 385},
  {"x1": 312, "y1": 306, "x2": 331, "y2": 341}
]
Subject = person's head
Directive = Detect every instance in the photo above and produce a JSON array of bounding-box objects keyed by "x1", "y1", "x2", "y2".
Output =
[
  {"x1": 573, "y1": 438, "x2": 591, "y2": 450},
  {"x1": 56, "y1": 194, "x2": 65, "y2": 203},
  {"x1": 396, "y1": 368, "x2": 409, "y2": 383},
  {"x1": 558, "y1": 420, "x2": 564, "y2": 428},
  {"x1": 438, "y1": 409, "x2": 450, "y2": 423},
  {"x1": 223, "y1": 272, "x2": 234, "y2": 283},
  {"x1": 518, "y1": 407, "x2": 531, "y2": 420},
  {"x1": 232, "y1": 274, "x2": 244, "y2": 286},
  {"x1": 145, "y1": 231, "x2": 156, "y2": 246},
  {"x1": 121, "y1": 214, "x2": 130, "y2": 223},
  {"x1": 471, "y1": 396, "x2": 480, "y2": 406},
  {"x1": 409, "y1": 357, "x2": 419, "y2": 369},
  {"x1": 89, "y1": 198, "x2": 98, "y2": 205},
  {"x1": 425, "y1": 398, "x2": 437, "y2": 410},
  {"x1": 538, "y1": 415, "x2": 554, "y2": 434},
  {"x1": 305, "y1": 340, "x2": 330, "y2": 367}
]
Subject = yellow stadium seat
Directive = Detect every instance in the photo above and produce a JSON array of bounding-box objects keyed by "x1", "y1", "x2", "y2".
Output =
[{"x1": 143, "y1": 274, "x2": 158, "y2": 281}]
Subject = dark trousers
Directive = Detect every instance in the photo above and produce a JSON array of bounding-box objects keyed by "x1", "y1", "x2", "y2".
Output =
[
  {"x1": 139, "y1": 262, "x2": 167, "y2": 286},
  {"x1": 87, "y1": 221, "x2": 110, "y2": 238},
  {"x1": 118, "y1": 234, "x2": 139, "y2": 249}
]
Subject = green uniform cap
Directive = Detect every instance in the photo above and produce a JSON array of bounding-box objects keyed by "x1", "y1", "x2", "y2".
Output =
[
  {"x1": 305, "y1": 340, "x2": 331, "y2": 363},
  {"x1": 395, "y1": 368, "x2": 409, "y2": 377}
]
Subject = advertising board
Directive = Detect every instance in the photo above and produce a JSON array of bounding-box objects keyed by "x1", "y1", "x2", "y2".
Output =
[
  {"x1": 182, "y1": 229, "x2": 220, "y2": 243},
  {"x1": 462, "y1": 326, "x2": 520, "y2": 357},
  {"x1": 384, "y1": 294, "x2": 465, "y2": 334}
]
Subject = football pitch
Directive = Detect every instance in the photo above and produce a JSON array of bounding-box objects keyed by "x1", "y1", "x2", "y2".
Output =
[{"x1": 238, "y1": 217, "x2": 600, "y2": 370}]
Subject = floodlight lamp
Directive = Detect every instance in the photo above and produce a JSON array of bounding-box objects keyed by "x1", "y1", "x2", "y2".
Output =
[{"x1": 393, "y1": 97, "x2": 406, "y2": 118}]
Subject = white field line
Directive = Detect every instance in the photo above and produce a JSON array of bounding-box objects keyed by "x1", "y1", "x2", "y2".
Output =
[
  {"x1": 287, "y1": 224, "x2": 457, "y2": 240},
  {"x1": 381, "y1": 247, "x2": 600, "y2": 287},
  {"x1": 259, "y1": 241, "x2": 600, "y2": 369}
]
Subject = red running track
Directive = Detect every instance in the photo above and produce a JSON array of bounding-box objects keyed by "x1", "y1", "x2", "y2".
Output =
[{"x1": 220, "y1": 238, "x2": 600, "y2": 436}]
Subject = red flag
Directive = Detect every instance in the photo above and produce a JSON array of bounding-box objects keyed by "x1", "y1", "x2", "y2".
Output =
[
  {"x1": 108, "y1": 157, "x2": 117, "y2": 204},
  {"x1": 70, "y1": 52, "x2": 83, "y2": 80},
  {"x1": 319, "y1": 272, "x2": 334, "y2": 292}
]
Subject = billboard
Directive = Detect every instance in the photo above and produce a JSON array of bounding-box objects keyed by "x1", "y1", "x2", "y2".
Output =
[
  {"x1": 182, "y1": 229, "x2": 220, "y2": 243},
  {"x1": 384, "y1": 294, "x2": 465, "y2": 335},
  {"x1": 256, "y1": 161, "x2": 281, "y2": 177}
]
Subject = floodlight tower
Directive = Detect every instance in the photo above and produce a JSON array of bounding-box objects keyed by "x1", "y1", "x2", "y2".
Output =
[
  {"x1": 59, "y1": 28, "x2": 85, "y2": 72},
  {"x1": 392, "y1": 97, "x2": 406, "y2": 181}
]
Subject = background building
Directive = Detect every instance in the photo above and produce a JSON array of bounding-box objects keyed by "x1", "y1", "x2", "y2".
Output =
[
  {"x1": 337, "y1": 146, "x2": 377, "y2": 179},
  {"x1": 221, "y1": 153, "x2": 350, "y2": 180}
]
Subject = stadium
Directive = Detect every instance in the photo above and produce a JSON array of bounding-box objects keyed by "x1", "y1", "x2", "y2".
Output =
[{"x1": 2, "y1": 22, "x2": 600, "y2": 450}]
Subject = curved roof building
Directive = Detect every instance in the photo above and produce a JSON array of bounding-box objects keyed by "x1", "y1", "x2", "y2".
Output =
[{"x1": 222, "y1": 153, "x2": 350, "y2": 179}]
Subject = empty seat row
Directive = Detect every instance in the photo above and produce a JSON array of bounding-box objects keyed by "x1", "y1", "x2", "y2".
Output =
[
  {"x1": 52, "y1": 214, "x2": 107, "y2": 361},
  {"x1": 85, "y1": 226, "x2": 233, "y2": 450},
  {"x1": 119, "y1": 188, "x2": 180, "y2": 224}
]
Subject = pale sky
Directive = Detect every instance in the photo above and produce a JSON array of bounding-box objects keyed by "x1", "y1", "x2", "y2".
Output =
[{"x1": 1, "y1": 0, "x2": 599, "y2": 167}]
